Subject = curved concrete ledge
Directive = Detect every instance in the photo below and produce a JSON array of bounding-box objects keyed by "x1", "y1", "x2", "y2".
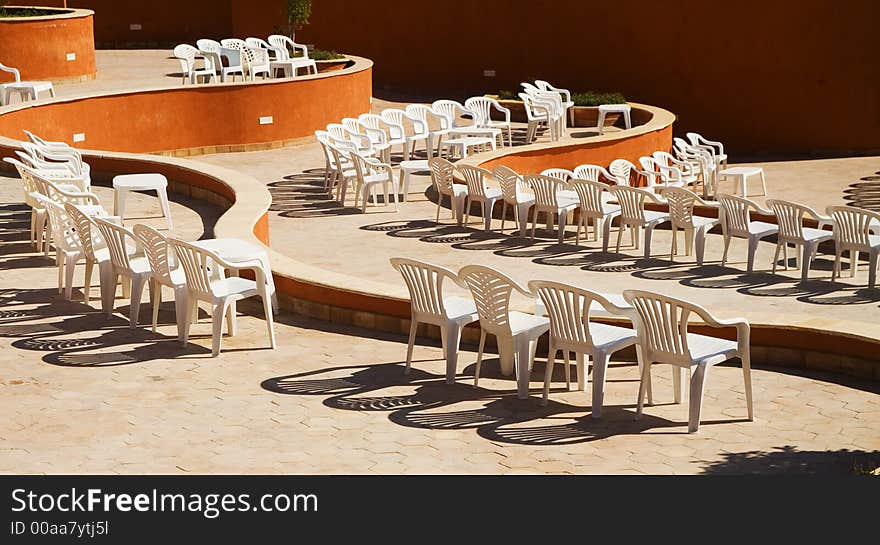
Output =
[
  {"x1": 0, "y1": 7, "x2": 96, "y2": 82},
  {"x1": 0, "y1": 82, "x2": 876, "y2": 380},
  {"x1": 0, "y1": 55, "x2": 373, "y2": 155}
]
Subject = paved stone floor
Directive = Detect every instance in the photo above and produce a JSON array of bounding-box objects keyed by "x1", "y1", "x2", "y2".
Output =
[{"x1": 0, "y1": 201, "x2": 878, "y2": 474}]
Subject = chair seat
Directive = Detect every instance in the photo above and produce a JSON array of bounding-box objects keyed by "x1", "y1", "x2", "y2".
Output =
[
  {"x1": 128, "y1": 256, "x2": 152, "y2": 275},
  {"x1": 687, "y1": 333, "x2": 739, "y2": 366},
  {"x1": 212, "y1": 276, "x2": 259, "y2": 298},
  {"x1": 443, "y1": 296, "x2": 478, "y2": 322},
  {"x1": 748, "y1": 221, "x2": 779, "y2": 237},
  {"x1": 690, "y1": 215, "x2": 721, "y2": 229},
  {"x1": 600, "y1": 203, "x2": 621, "y2": 216},
  {"x1": 509, "y1": 311, "x2": 550, "y2": 336},
  {"x1": 590, "y1": 322, "x2": 638, "y2": 353},
  {"x1": 479, "y1": 187, "x2": 502, "y2": 200},
  {"x1": 801, "y1": 227, "x2": 834, "y2": 243},
  {"x1": 7, "y1": 81, "x2": 53, "y2": 92},
  {"x1": 644, "y1": 210, "x2": 670, "y2": 224},
  {"x1": 450, "y1": 185, "x2": 468, "y2": 198}
]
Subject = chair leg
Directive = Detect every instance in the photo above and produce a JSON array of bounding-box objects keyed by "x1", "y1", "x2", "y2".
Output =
[
  {"x1": 695, "y1": 227, "x2": 708, "y2": 265},
  {"x1": 800, "y1": 242, "x2": 816, "y2": 282},
  {"x1": 173, "y1": 288, "x2": 187, "y2": 342},
  {"x1": 443, "y1": 324, "x2": 463, "y2": 384},
  {"x1": 747, "y1": 237, "x2": 761, "y2": 273},
  {"x1": 129, "y1": 275, "x2": 148, "y2": 328},
  {"x1": 562, "y1": 350, "x2": 571, "y2": 390},
  {"x1": 577, "y1": 353, "x2": 587, "y2": 392},
  {"x1": 182, "y1": 298, "x2": 198, "y2": 347},
  {"x1": 673, "y1": 366, "x2": 685, "y2": 404},
  {"x1": 635, "y1": 344, "x2": 652, "y2": 405},
  {"x1": 500, "y1": 201, "x2": 507, "y2": 233},
  {"x1": 644, "y1": 225, "x2": 655, "y2": 259},
  {"x1": 615, "y1": 221, "x2": 624, "y2": 253},
  {"x1": 851, "y1": 250, "x2": 859, "y2": 277},
  {"x1": 99, "y1": 265, "x2": 115, "y2": 317},
  {"x1": 635, "y1": 360, "x2": 652, "y2": 420},
  {"x1": 542, "y1": 340, "x2": 556, "y2": 406},
  {"x1": 211, "y1": 301, "x2": 227, "y2": 357},
  {"x1": 742, "y1": 351, "x2": 754, "y2": 422},
  {"x1": 721, "y1": 235, "x2": 731, "y2": 267},
  {"x1": 83, "y1": 259, "x2": 94, "y2": 304},
  {"x1": 63, "y1": 253, "x2": 78, "y2": 301},
  {"x1": 473, "y1": 329, "x2": 487, "y2": 387},
  {"x1": 602, "y1": 215, "x2": 614, "y2": 252},
  {"x1": 869, "y1": 251, "x2": 879, "y2": 289},
  {"x1": 688, "y1": 363, "x2": 710, "y2": 433},
  {"x1": 262, "y1": 290, "x2": 276, "y2": 349},
  {"x1": 150, "y1": 280, "x2": 161, "y2": 333},
  {"x1": 591, "y1": 352, "x2": 610, "y2": 419},
  {"x1": 514, "y1": 336, "x2": 531, "y2": 400},
  {"x1": 226, "y1": 300, "x2": 237, "y2": 336},
  {"x1": 404, "y1": 319, "x2": 417, "y2": 375}
]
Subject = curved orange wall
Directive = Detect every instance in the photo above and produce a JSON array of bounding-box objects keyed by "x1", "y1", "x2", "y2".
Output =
[
  {"x1": 0, "y1": 9, "x2": 96, "y2": 83},
  {"x1": 0, "y1": 64, "x2": 372, "y2": 153}
]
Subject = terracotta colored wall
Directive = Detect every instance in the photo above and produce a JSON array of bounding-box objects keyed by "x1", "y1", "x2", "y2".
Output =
[
  {"x1": 479, "y1": 127, "x2": 672, "y2": 175},
  {"x1": 295, "y1": 0, "x2": 878, "y2": 158},
  {"x1": 0, "y1": 64, "x2": 372, "y2": 153},
  {"x1": 0, "y1": 9, "x2": 96, "y2": 82}
]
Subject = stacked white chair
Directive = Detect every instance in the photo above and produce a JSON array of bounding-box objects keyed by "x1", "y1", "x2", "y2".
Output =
[
  {"x1": 494, "y1": 165, "x2": 534, "y2": 237},
  {"x1": 428, "y1": 157, "x2": 467, "y2": 224},
  {"x1": 65, "y1": 203, "x2": 113, "y2": 311},
  {"x1": 525, "y1": 174, "x2": 578, "y2": 244},
  {"x1": 173, "y1": 44, "x2": 216, "y2": 84},
  {"x1": 32, "y1": 194, "x2": 83, "y2": 300},
  {"x1": 381, "y1": 109, "x2": 429, "y2": 161},
  {"x1": 662, "y1": 187, "x2": 721, "y2": 265},
  {"x1": 93, "y1": 217, "x2": 152, "y2": 327},
  {"x1": 134, "y1": 224, "x2": 187, "y2": 338},
  {"x1": 268, "y1": 35, "x2": 318, "y2": 76},
  {"x1": 570, "y1": 179, "x2": 620, "y2": 245},
  {"x1": 196, "y1": 39, "x2": 244, "y2": 82},
  {"x1": 349, "y1": 153, "x2": 398, "y2": 213},
  {"x1": 464, "y1": 97, "x2": 513, "y2": 147}
]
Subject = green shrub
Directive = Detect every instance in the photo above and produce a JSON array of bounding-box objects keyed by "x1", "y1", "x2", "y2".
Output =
[
  {"x1": 571, "y1": 92, "x2": 627, "y2": 106},
  {"x1": 310, "y1": 49, "x2": 345, "y2": 61},
  {"x1": 0, "y1": 7, "x2": 64, "y2": 17},
  {"x1": 496, "y1": 90, "x2": 519, "y2": 100}
]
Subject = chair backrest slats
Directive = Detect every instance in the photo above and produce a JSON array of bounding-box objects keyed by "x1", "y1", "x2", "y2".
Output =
[
  {"x1": 458, "y1": 165, "x2": 491, "y2": 199},
  {"x1": 459, "y1": 265, "x2": 518, "y2": 336}
]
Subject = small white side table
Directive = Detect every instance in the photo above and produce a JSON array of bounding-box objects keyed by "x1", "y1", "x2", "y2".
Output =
[
  {"x1": 113, "y1": 173, "x2": 173, "y2": 229},
  {"x1": 398, "y1": 160, "x2": 430, "y2": 202},
  {"x1": 2, "y1": 81, "x2": 55, "y2": 106},
  {"x1": 442, "y1": 136, "x2": 495, "y2": 160},
  {"x1": 597, "y1": 104, "x2": 633, "y2": 135},
  {"x1": 719, "y1": 166, "x2": 767, "y2": 197}
]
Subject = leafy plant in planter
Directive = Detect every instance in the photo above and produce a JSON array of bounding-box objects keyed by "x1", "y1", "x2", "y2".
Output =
[
  {"x1": 311, "y1": 49, "x2": 345, "y2": 61},
  {"x1": 286, "y1": 0, "x2": 311, "y2": 41},
  {"x1": 571, "y1": 92, "x2": 627, "y2": 106},
  {"x1": 0, "y1": 6, "x2": 63, "y2": 18}
]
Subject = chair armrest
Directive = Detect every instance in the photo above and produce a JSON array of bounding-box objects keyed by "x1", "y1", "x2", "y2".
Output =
[
  {"x1": 492, "y1": 102, "x2": 512, "y2": 123},
  {"x1": 591, "y1": 292, "x2": 635, "y2": 318}
]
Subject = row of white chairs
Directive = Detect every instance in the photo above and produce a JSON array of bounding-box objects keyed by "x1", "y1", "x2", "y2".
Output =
[
  {"x1": 5, "y1": 149, "x2": 277, "y2": 358},
  {"x1": 391, "y1": 258, "x2": 754, "y2": 433},
  {"x1": 428, "y1": 158, "x2": 880, "y2": 286},
  {"x1": 173, "y1": 35, "x2": 317, "y2": 84}
]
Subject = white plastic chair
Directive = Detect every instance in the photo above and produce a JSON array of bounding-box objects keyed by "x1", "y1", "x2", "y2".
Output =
[
  {"x1": 572, "y1": 164, "x2": 615, "y2": 185},
  {"x1": 661, "y1": 187, "x2": 721, "y2": 265},
  {"x1": 173, "y1": 44, "x2": 215, "y2": 84},
  {"x1": 65, "y1": 203, "x2": 114, "y2": 311},
  {"x1": 494, "y1": 165, "x2": 534, "y2": 236},
  {"x1": 519, "y1": 92, "x2": 554, "y2": 143},
  {"x1": 325, "y1": 141, "x2": 360, "y2": 203},
  {"x1": 459, "y1": 265, "x2": 550, "y2": 399},
  {"x1": 315, "y1": 130, "x2": 353, "y2": 192},
  {"x1": 21, "y1": 134, "x2": 91, "y2": 189},
  {"x1": 522, "y1": 82, "x2": 567, "y2": 138},
  {"x1": 534, "y1": 80, "x2": 574, "y2": 128},
  {"x1": 268, "y1": 34, "x2": 318, "y2": 76},
  {"x1": 625, "y1": 289, "x2": 753, "y2": 433},
  {"x1": 171, "y1": 238, "x2": 276, "y2": 357},
  {"x1": 406, "y1": 104, "x2": 450, "y2": 159},
  {"x1": 358, "y1": 113, "x2": 406, "y2": 163},
  {"x1": 606, "y1": 185, "x2": 670, "y2": 257},
  {"x1": 4, "y1": 157, "x2": 49, "y2": 251},
  {"x1": 381, "y1": 109, "x2": 429, "y2": 161},
  {"x1": 134, "y1": 224, "x2": 187, "y2": 339},
  {"x1": 686, "y1": 132, "x2": 728, "y2": 171},
  {"x1": 464, "y1": 96, "x2": 512, "y2": 147},
  {"x1": 0, "y1": 62, "x2": 55, "y2": 105},
  {"x1": 717, "y1": 194, "x2": 778, "y2": 272},
  {"x1": 222, "y1": 40, "x2": 270, "y2": 80},
  {"x1": 197, "y1": 39, "x2": 244, "y2": 82},
  {"x1": 609, "y1": 159, "x2": 651, "y2": 187},
  {"x1": 530, "y1": 280, "x2": 641, "y2": 416},
  {"x1": 32, "y1": 195, "x2": 82, "y2": 301},
  {"x1": 428, "y1": 157, "x2": 467, "y2": 224},
  {"x1": 525, "y1": 174, "x2": 579, "y2": 244},
  {"x1": 350, "y1": 153, "x2": 398, "y2": 213},
  {"x1": 540, "y1": 168, "x2": 574, "y2": 182},
  {"x1": 653, "y1": 151, "x2": 699, "y2": 189},
  {"x1": 459, "y1": 165, "x2": 502, "y2": 231},
  {"x1": 828, "y1": 206, "x2": 880, "y2": 288},
  {"x1": 93, "y1": 217, "x2": 152, "y2": 327},
  {"x1": 570, "y1": 179, "x2": 621, "y2": 245},
  {"x1": 390, "y1": 258, "x2": 479, "y2": 383},
  {"x1": 432, "y1": 100, "x2": 478, "y2": 132},
  {"x1": 637, "y1": 156, "x2": 663, "y2": 190},
  {"x1": 767, "y1": 199, "x2": 833, "y2": 281}
]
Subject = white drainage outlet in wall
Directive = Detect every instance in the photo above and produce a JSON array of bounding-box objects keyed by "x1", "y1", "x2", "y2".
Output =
[
  {"x1": 130, "y1": 23, "x2": 142, "y2": 31},
  {"x1": 259, "y1": 116, "x2": 274, "y2": 125},
  {"x1": 66, "y1": 53, "x2": 76, "y2": 61}
]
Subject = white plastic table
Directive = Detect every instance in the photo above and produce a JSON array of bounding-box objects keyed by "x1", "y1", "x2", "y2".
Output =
[
  {"x1": 597, "y1": 104, "x2": 632, "y2": 135},
  {"x1": 398, "y1": 160, "x2": 430, "y2": 202},
  {"x1": 2, "y1": 81, "x2": 55, "y2": 105},
  {"x1": 442, "y1": 136, "x2": 495, "y2": 159},
  {"x1": 719, "y1": 166, "x2": 767, "y2": 197},
  {"x1": 193, "y1": 238, "x2": 278, "y2": 312},
  {"x1": 112, "y1": 173, "x2": 173, "y2": 229}
]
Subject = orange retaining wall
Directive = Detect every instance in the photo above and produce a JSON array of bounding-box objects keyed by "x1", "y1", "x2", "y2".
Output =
[
  {"x1": 0, "y1": 7, "x2": 96, "y2": 83},
  {"x1": 0, "y1": 58, "x2": 372, "y2": 153}
]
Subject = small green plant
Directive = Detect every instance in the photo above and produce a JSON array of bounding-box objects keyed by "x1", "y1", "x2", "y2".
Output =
[
  {"x1": 0, "y1": 6, "x2": 62, "y2": 17},
  {"x1": 310, "y1": 49, "x2": 345, "y2": 61},
  {"x1": 286, "y1": 0, "x2": 312, "y2": 41},
  {"x1": 496, "y1": 90, "x2": 519, "y2": 100},
  {"x1": 571, "y1": 91, "x2": 627, "y2": 106}
]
